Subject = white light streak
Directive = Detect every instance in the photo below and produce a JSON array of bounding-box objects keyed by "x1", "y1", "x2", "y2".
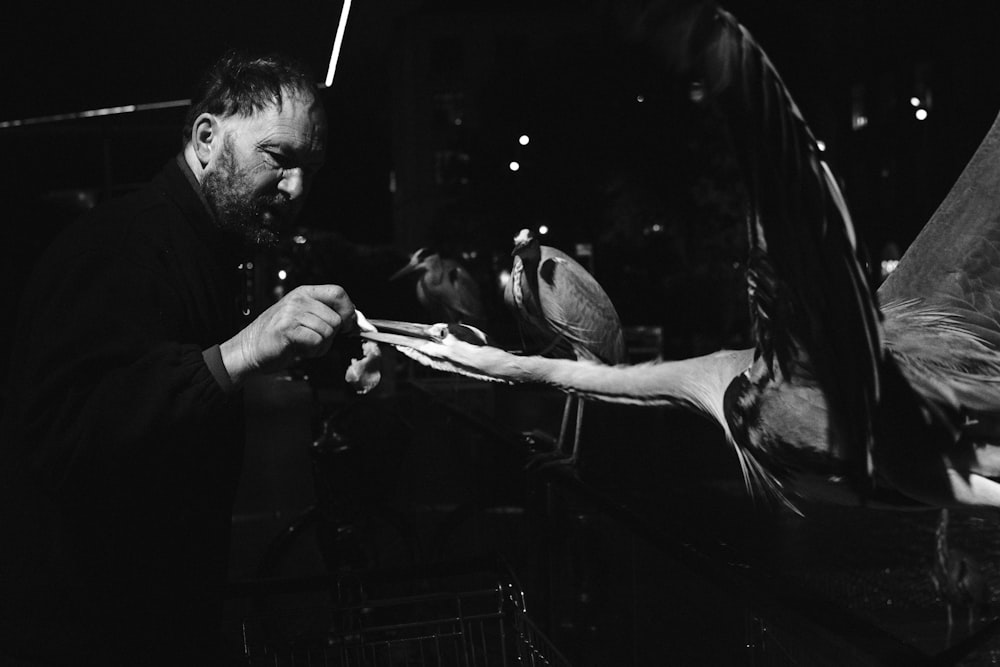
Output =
[
  {"x1": 816, "y1": 140, "x2": 826, "y2": 152},
  {"x1": 0, "y1": 98, "x2": 190, "y2": 129},
  {"x1": 324, "y1": 0, "x2": 353, "y2": 89}
]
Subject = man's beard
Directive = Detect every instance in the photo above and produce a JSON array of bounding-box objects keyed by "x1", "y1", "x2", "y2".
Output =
[{"x1": 201, "y1": 137, "x2": 288, "y2": 248}]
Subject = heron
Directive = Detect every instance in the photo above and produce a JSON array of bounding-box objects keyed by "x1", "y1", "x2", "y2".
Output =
[
  {"x1": 365, "y1": 3, "x2": 1000, "y2": 515},
  {"x1": 504, "y1": 228, "x2": 627, "y2": 467},
  {"x1": 390, "y1": 248, "x2": 488, "y2": 330}
]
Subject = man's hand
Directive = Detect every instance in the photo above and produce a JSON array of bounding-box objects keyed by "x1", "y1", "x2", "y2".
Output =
[{"x1": 220, "y1": 284, "x2": 357, "y2": 386}]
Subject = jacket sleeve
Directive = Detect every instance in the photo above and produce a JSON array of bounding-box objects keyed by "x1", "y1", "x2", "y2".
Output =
[{"x1": 4, "y1": 234, "x2": 238, "y2": 491}]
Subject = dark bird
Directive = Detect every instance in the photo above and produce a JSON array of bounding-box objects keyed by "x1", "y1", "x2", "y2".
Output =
[
  {"x1": 391, "y1": 248, "x2": 488, "y2": 330},
  {"x1": 377, "y1": 3, "x2": 1000, "y2": 515},
  {"x1": 503, "y1": 228, "x2": 626, "y2": 467},
  {"x1": 930, "y1": 509, "x2": 990, "y2": 643}
]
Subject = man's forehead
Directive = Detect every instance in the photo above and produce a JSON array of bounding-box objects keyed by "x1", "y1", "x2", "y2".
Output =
[{"x1": 224, "y1": 94, "x2": 326, "y2": 149}]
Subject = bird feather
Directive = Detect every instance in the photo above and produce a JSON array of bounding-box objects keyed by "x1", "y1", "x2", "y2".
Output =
[
  {"x1": 879, "y1": 110, "x2": 1000, "y2": 352},
  {"x1": 666, "y1": 4, "x2": 883, "y2": 489},
  {"x1": 536, "y1": 253, "x2": 627, "y2": 365}
]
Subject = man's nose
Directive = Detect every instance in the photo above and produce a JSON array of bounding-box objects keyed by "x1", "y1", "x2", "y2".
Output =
[{"x1": 278, "y1": 167, "x2": 305, "y2": 199}]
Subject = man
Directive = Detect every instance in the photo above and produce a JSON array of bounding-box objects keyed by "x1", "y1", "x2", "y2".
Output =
[{"x1": 0, "y1": 51, "x2": 359, "y2": 665}]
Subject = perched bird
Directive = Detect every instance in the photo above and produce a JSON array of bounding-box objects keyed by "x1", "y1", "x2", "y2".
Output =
[
  {"x1": 504, "y1": 228, "x2": 626, "y2": 467},
  {"x1": 372, "y1": 3, "x2": 1000, "y2": 516},
  {"x1": 391, "y1": 248, "x2": 488, "y2": 330},
  {"x1": 930, "y1": 509, "x2": 990, "y2": 643}
]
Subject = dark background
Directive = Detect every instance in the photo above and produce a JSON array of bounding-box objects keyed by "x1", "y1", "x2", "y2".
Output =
[{"x1": 4, "y1": 1, "x2": 1000, "y2": 354}]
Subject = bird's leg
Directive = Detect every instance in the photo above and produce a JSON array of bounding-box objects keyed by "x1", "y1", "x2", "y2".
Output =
[
  {"x1": 526, "y1": 394, "x2": 580, "y2": 472},
  {"x1": 566, "y1": 398, "x2": 584, "y2": 466},
  {"x1": 946, "y1": 604, "x2": 954, "y2": 645},
  {"x1": 557, "y1": 393, "x2": 573, "y2": 453}
]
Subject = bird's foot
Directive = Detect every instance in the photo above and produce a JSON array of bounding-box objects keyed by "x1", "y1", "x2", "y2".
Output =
[
  {"x1": 530, "y1": 451, "x2": 578, "y2": 471},
  {"x1": 519, "y1": 430, "x2": 580, "y2": 476},
  {"x1": 520, "y1": 429, "x2": 557, "y2": 453}
]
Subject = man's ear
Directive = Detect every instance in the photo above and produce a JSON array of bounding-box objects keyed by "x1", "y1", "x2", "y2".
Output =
[{"x1": 191, "y1": 113, "x2": 219, "y2": 166}]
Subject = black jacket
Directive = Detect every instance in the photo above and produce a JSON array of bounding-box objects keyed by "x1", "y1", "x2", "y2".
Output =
[{"x1": 1, "y1": 155, "x2": 248, "y2": 665}]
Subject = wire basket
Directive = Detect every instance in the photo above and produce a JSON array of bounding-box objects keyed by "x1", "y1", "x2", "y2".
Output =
[{"x1": 238, "y1": 570, "x2": 571, "y2": 666}]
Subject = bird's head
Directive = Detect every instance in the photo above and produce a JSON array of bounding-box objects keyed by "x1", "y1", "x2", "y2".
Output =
[
  {"x1": 390, "y1": 247, "x2": 436, "y2": 280},
  {"x1": 511, "y1": 228, "x2": 540, "y2": 259}
]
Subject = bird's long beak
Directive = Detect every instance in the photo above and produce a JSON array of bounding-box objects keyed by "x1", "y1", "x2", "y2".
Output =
[{"x1": 389, "y1": 259, "x2": 419, "y2": 281}]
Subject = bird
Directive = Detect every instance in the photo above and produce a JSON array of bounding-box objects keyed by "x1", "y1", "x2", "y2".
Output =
[
  {"x1": 390, "y1": 248, "x2": 488, "y2": 330},
  {"x1": 503, "y1": 228, "x2": 627, "y2": 467},
  {"x1": 368, "y1": 2, "x2": 1000, "y2": 517},
  {"x1": 930, "y1": 509, "x2": 990, "y2": 643}
]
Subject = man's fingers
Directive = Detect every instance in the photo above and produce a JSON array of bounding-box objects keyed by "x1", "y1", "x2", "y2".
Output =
[
  {"x1": 295, "y1": 311, "x2": 337, "y2": 342},
  {"x1": 296, "y1": 284, "x2": 356, "y2": 331}
]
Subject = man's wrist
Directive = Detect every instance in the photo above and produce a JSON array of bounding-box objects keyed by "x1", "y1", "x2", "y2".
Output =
[{"x1": 218, "y1": 337, "x2": 253, "y2": 389}]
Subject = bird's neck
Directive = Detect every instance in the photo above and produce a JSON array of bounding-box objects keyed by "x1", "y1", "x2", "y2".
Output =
[{"x1": 508, "y1": 348, "x2": 755, "y2": 439}]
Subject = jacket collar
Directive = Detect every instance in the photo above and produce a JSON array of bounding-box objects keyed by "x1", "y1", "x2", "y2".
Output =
[{"x1": 153, "y1": 154, "x2": 249, "y2": 268}]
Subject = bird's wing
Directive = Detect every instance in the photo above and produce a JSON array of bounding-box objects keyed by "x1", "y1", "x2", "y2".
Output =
[
  {"x1": 878, "y1": 111, "x2": 1000, "y2": 351},
  {"x1": 536, "y1": 250, "x2": 627, "y2": 365},
  {"x1": 873, "y1": 94, "x2": 1000, "y2": 473},
  {"x1": 638, "y1": 4, "x2": 882, "y2": 482},
  {"x1": 882, "y1": 300, "x2": 1000, "y2": 418}
]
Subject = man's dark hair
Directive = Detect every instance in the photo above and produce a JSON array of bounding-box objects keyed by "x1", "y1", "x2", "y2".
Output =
[{"x1": 182, "y1": 50, "x2": 322, "y2": 140}]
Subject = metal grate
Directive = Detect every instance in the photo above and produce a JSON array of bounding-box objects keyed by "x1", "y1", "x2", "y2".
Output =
[{"x1": 239, "y1": 577, "x2": 571, "y2": 666}]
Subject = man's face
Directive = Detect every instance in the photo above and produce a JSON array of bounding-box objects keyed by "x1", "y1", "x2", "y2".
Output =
[{"x1": 201, "y1": 90, "x2": 327, "y2": 247}]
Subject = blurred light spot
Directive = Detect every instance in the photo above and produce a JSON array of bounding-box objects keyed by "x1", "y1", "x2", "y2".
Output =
[
  {"x1": 498, "y1": 269, "x2": 511, "y2": 288},
  {"x1": 246, "y1": 262, "x2": 254, "y2": 270},
  {"x1": 881, "y1": 259, "x2": 899, "y2": 278},
  {"x1": 538, "y1": 224, "x2": 549, "y2": 235},
  {"x1": 689, "y1": 82, "x2": 705, "y2": 103},
  {"x1": 636, "y1": 94, "x2": 645, "y2": 103},
  {"x1": 509, "y1": 161, "x2": 520, "y2": 172},
  {"x1": 915, "y1": 108, "x2": 929, "y2": 121},
  {"x1": 278, "y1": 270, "x2": 287, "y2": 281},
  {"x1": 292, "y1": 234, "x2": 307, "y2": 245},
  {"x1": 651, "y1": 223, "x2": 663, "y2": 233},
  {"x1": 518, "y1": 134, "x2": 530, "y2": 146},
  {"x1": 852, "y1": 114, "x2": 868, "y2": 130},
  {"x1": 816, "y1": 140, "x2": 826, "y2": 152},
  {"x1": 910, "y1": 96, "x2": 921, "y2": 107},
  {"x1": 454, "y1": 117, "x2": 463, "y2": 126}
]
